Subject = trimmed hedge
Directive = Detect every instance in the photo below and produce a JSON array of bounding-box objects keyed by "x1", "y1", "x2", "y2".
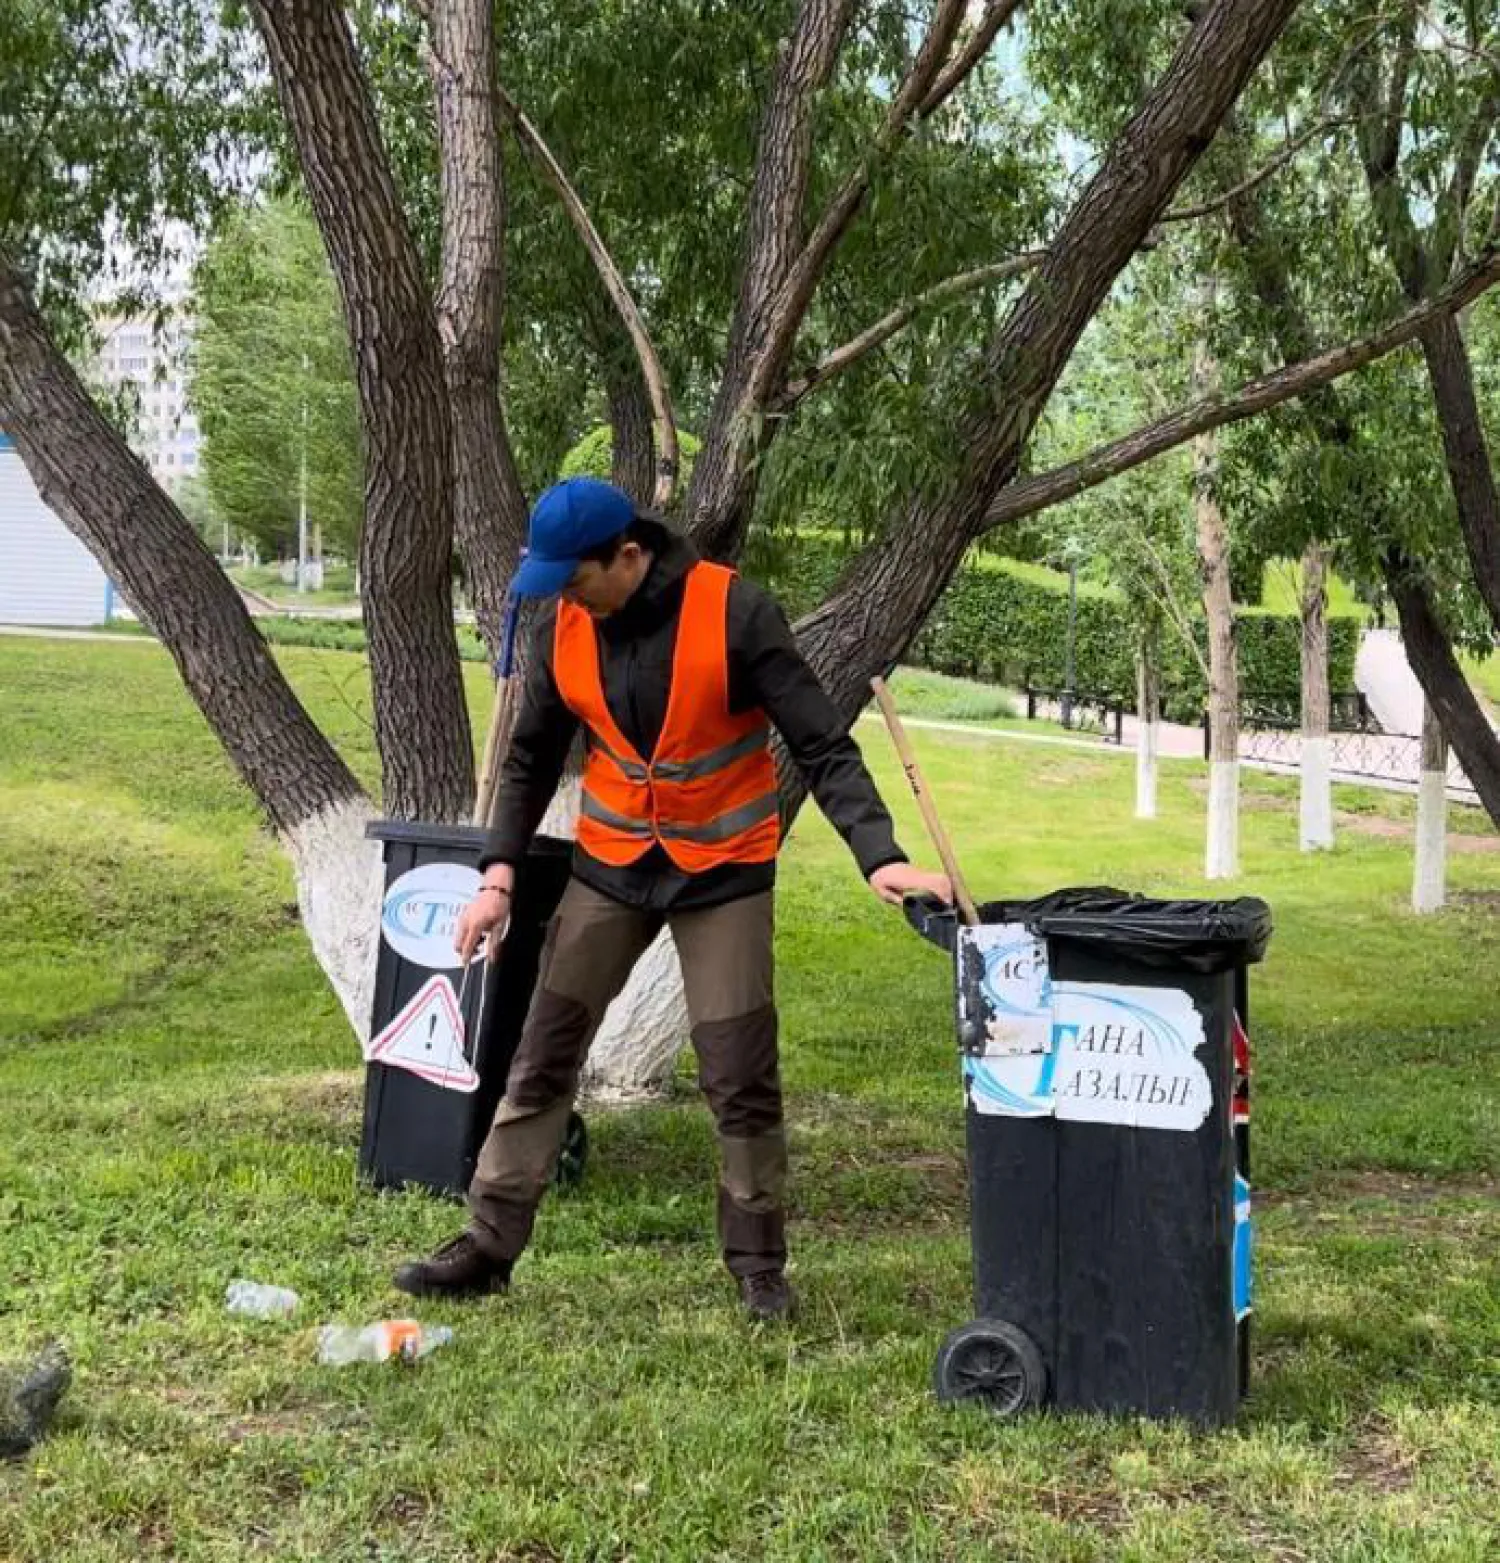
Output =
[
  {"x1": 253, "y1": 616, "x2": 489, "y2": 663},
  {"x1": 753, "y1": 535, "x2": 1359, "y2": 718}
]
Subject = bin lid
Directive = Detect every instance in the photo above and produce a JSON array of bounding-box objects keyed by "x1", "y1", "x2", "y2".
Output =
[
  {"x1": 364, "y1": 820, "x2": 573, "y2": 859},
  {"x1": 904, "y1": 887, "x2": 1272, "y2": 972}
]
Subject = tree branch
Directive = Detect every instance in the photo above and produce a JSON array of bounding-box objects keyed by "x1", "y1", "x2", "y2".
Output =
[
  {"x1": 1437, "y1": 81, "x2": 1500, "y2": 275},
  {"x1": 780, "y1": 248, "x2": 1048, "y2": 406},
  {"x1": 686, "y1": 0, "x2": 855, "y2": 551},
  {"x1": 1158, "y1": 115, "x2": 1348, "y2": 224},
  {"x1": 496, "y1": 85, "x2": 680, "y2": 507},
  {"x1": 919, "y1": 0, "x2": 1025, "y2": 115},
  {"x1": 739, "y1": 0, "x2": 971, "y2": 417},
  {"x1": 982, "y1": 247, "x2": 1500, "y2": 533}
]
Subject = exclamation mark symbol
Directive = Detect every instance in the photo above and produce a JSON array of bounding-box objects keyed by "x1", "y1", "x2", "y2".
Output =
[{"x1": 425, "y1": 1013, "x2": 437, "y2": 1052}]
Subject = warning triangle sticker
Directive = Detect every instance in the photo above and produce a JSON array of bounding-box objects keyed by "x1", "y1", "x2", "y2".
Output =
[{"x1": 365, "y1": 974, "x2": 479, "y2": 1094}]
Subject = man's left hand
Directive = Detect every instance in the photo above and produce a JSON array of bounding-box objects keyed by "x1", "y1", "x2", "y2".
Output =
[{"x1": 869, "y1": 862, "x2": 954, "y2": 908}]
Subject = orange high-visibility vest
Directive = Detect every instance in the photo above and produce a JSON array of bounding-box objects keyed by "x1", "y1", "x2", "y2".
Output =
[{"x1": 553, "y1": 561, "x2": 780, "y2": 872}]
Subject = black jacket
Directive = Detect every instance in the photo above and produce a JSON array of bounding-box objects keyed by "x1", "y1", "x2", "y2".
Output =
[{"x1": 480, "y1": 532, "x2": 906, "y2": 910}]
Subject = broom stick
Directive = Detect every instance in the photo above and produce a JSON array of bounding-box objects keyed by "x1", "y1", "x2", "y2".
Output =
[
  {"x1": 473, "y1": 594, "x2": 522, "y2": 828},
  {"x1": 870, "y1": 676, "x2": 980, "y2": 927}
]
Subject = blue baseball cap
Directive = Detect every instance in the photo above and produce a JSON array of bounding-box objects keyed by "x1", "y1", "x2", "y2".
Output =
[{"x1": 511, "y1": 478, "x2": 636, "y2": 599}]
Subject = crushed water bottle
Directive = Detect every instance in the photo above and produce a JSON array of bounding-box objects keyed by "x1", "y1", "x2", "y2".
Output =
[
  {"x1": 226, "y1": 1279, "x2": 300, "y2": 1319},
  {"x1": 316, "y1": 1321, "x2": 454, "y2": 1365}
]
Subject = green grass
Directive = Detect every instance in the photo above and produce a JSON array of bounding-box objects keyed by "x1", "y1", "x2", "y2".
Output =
[
  {"x1": 2, "y1": 636, "x2": 1498, "y2": 1561},
  {"x1": 1463, "y1": 653, "x2": 1500, "y2": 716},
  {"x1": 886, "y1": 667, "x2": 1019, "y2": 723},
  {"x1": 228, "y1": 563, "x2": 360, "y2": 608}
]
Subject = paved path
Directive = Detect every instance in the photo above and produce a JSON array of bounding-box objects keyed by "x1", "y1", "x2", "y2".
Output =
[
  {"x1": 1356, "y1": 627, "x2": 1426, "y2": 736},
  {"x1": 861, "y1": 712, "x2": 1483, "y2": 807},
  {"x1": 0, "y1": 624, "x2": 153, "y2": 644}
]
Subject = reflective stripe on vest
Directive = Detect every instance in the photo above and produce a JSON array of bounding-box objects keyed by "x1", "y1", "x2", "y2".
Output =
[{"x1": 554, "y1": 562, "x2": 781, "y2": 872}]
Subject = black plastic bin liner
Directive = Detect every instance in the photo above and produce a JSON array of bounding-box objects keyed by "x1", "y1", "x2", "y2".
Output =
[{"x1": 905, "y1": 887, "x2": 1272, "y2": 972}]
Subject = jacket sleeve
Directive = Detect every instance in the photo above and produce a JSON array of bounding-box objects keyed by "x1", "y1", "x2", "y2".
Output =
[
  {"x1": 730, "y1": 579, "x2": 907, "y2": 879},
  {"x1": 478, "y1": 609, "x2": 579, "y2": 871}
]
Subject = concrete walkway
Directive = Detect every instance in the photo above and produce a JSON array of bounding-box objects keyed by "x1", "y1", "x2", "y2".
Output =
[{"x1": 1356, "y1": 627, "x2": 1426, "y2": 735}]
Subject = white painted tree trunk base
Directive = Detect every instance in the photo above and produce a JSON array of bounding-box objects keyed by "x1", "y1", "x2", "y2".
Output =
[
  {"x1": 281, "y1": 797, "x2": 384, "y2": 1041},
  {"x1": 1135, "y1": 718, "x2": 1159, "y2": 820},
  {"x1": 581, "y1": 930, "x2": 692, "y2": 1105},
  {"x1": 539, "y1": 777, "x2": 693, "y2": 1102},
  {"x1": 1299, "y1": 736, "x2": 1334, "y2": 852},
  {"x1": 1412, "y1": 769, "x2": 1447, "y2": 914},
  {"x1": 1205, "y1": 760, "x2": 1240, "y2": 880}
]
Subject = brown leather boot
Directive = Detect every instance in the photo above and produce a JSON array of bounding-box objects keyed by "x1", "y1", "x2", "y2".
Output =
[
  {"x1": 393, "y1": 1232, "x2": 511, "y2": 1299},
  {"x1": 738, "y1": 1269, "x2": 796, "y2": 1322}
]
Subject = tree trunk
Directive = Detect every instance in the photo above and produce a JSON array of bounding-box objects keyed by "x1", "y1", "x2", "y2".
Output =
[
  {"x1": 605, "y1": 351, "x2": 657, "y2": 507},
  {"x1": 582, "y1": 931, "x2": 692, "y2": 1103},
  {"x1": 686, "y1": 0, "x2": 856, "y2": 558},
  {"x1": 1417, "y1": 313, "x2": 1500, "y2": 636},
  {"x1": 1413, "y1": 699, "x2": 1448, "y2": 915},
  {"x1": 1381, "y1": 548, "x2": 1500, "y2": 828},
  {"x1": 1299, "y1": 540, "x2": 1334, "y2": 852},
  {"x1": 251, "y1": 0, "x2": 474, "y2": 822},
  {"x1": 1194, "y1": 328, "x2": 1239, "y2": 881},
  {"x1": 431, "y1": 0, "x2": 531, "y2": 656},
  {"x1": 0, "y1": 253, "x2": 384, "y2": 1035},
  {"x1": 1136, "y1": 636, "x2": 1160, "y2": 820}
]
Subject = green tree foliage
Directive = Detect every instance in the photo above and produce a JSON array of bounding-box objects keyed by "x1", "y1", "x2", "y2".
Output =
[
  {"x1": 0, "y1": 0, "x2": 268, "y2": 344},
  {"x1": 190, "y1": 197, "x2": 362, "y2": 559},
  {"x1": 358, "y1": 1, "x2": 1060, "y2": 531},
  {"x1": 559, "y1": 424, "x2": 702, "y2": 492}
]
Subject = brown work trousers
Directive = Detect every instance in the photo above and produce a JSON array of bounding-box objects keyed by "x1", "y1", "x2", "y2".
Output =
[{"x1": 467, "y1": 879, "x2": 786, "y2": 1277}]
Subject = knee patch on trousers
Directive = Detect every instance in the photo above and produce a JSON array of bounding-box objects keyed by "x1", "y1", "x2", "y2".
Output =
[
  {"x1": 692, "y1": 1004, "x2": 781, "y2": 1138},
  {"x1": 506, "y1": 988, "x2": 593, "y2": 1110}
]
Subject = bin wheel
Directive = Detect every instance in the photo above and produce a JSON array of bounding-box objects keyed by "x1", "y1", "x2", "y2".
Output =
[
  {"x1": 933, "y1": 1319, "x2": 1046, "y2": 1417},
  {"x1": 555, "y1": 1111, "x2": 588, "y2": 1189}
]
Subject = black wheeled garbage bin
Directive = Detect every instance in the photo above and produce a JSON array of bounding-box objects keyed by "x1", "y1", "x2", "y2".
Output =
[
  {"x1": 907, "y1": 888, "x2": 1270, "y2": 1426},
  {"x1": 359, "y1": 822, "x2": 582, "y2": 1198}
]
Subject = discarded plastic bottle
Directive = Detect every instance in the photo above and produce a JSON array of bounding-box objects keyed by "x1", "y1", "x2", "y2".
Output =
[
  {"x1": 316, "y1": 1321, "x2": 454, "y2": 1365},
  {"x1": 226, "y1": 1279, "x2": 300, "y2": 1319}
]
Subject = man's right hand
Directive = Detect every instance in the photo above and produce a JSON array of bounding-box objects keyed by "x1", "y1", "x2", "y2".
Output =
[{"x1": 455, "y1": 866, "x2": 515, "y2": 964}]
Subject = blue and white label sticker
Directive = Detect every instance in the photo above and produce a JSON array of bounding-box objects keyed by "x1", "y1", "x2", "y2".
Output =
[
  {"x1": 956, "y1": 922, "x2": 1051, "y2": 1057},
  {"x1": 965, "y1": 981, "x2": 1211, "y2": 1133},
  {"x1": 380, "y1": 861, "x2": 481, "y2": 969},
  {"x1": 1233, "y1": 1171, "x2": 1253, "y2": 1319}
]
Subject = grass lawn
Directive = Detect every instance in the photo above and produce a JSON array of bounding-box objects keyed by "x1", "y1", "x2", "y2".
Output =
[
  {"x1": 1463, "y1": 653, "x2": 1500, "y2": 718},
  {"x1": 1, "y1": 636, "x2": 1497, "y2": 1562},
  {"x1": 227, "y1": 563, "x2": 360, "y2": 610}
]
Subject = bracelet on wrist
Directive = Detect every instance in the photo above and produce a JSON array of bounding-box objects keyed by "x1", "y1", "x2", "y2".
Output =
[{"x1": 477, "y1": 884, "x2": 512, "y2": 899}]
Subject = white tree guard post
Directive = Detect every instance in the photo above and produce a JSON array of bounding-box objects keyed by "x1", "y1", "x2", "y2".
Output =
[
  {"x1": 282, "y1": 798, "x2": 386, "y2": 1041},
  {"x1": 1205, "y1": 759, "x2": 1240, "y2": 881},
  {"x1": 1135, "y1": 652, "x2": 1159, "y2": 821},
  {"x1": 1412, "y1": 703, "x2": 1448, "y2": 915},
  {"x1": 1299, "y1": 736, "x2": 1335, "y2": 852},
  {"x1": 537, "y1": 776, "x2": 693, "y2": 1101}
]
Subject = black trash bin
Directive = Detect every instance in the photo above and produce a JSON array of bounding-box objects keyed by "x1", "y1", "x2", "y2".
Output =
[
  {"x1": 908, "y1": 888, "x2": 1270, "y2": 1426},
  {"x1": 359, "y1": 822, "x2": 580, "y2": 1198}
]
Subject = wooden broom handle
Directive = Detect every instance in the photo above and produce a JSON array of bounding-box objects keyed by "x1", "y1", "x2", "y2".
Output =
[
  {"x1": 870, "y1": 677, "x2": 980, "y2": 926},
  {"x1": 472, "y1": 673, "x2": 511, "y2": 828}
]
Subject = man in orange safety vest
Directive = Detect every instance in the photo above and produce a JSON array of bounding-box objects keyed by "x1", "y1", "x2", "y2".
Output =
[{"x1": 395, "y1": 478, "x2": 951, "y2": 1319}]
